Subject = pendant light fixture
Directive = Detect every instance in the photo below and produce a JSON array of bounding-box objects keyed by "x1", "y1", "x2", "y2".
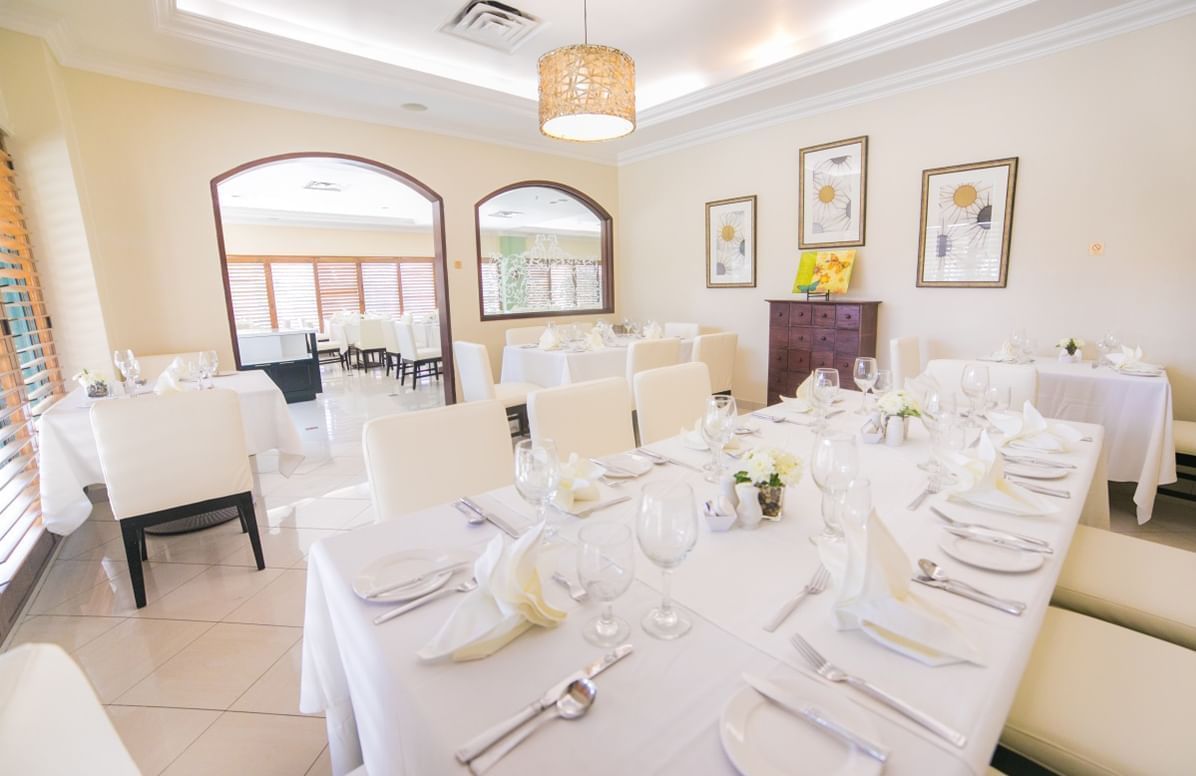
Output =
[{"x1": 538, "y1": 0, "x2": 635, "y2": 142}]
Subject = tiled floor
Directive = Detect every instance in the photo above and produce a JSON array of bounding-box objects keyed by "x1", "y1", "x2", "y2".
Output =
[
  {"x1": 3, "y1": 368, "x2": 1193, "y2": 774},
  {"x1": 4, "y1": 366, "x2": 445, "y2": 776}
]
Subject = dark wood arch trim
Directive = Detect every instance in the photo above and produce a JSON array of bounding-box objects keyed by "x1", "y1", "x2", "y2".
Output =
[
  {"x1": 473, "y1": 179, "x2": 614, "y2": 322},
  {"x1": 210, "y1": 151, "x2": 455, "y2": 403}
]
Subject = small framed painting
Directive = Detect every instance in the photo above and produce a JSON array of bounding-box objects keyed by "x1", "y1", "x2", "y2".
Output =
[
  {"x1": 799, "y1": 135, "x2": 867, "y2": 249},
  {"x1": 706, "y1": 195, "x2": 757, "y2": 288},
  {"x1": 917, "y1": 157, "x2": 1018, "y2": 288}
]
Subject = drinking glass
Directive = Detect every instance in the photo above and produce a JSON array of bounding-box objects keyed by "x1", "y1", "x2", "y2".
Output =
[
  {"x1": 577, "y1": 523, "x2": 635, "y2": 647},
  {"x1": 1010, "y1": 329, "x2": 1028, "y2": 363},
  {"x1": 113, "y1": 349, "x2": 135, "y2": 392},
  {"x1": 960, "y1": 363, "x2": 989, "y2": 426},
  {"x1": 985, "y1": 385, "x2": 1012, "y2": 414},
  {"x1": 1097, "y1": 333, "x2": 1120, "y2": 367},
  {"x1": 514, "y1": 439, "x2": 560, "y2": 538},
  {"x1": 635, "y1": 481, "x2": 699, "y2": 640},
  {"x1": 837, "y1": 477, "x2": 873, "y2": 532},
  {"x1": 199, "y1": 350, "x2": 219, "y2": 389},
  {"x1": 810, "y1": 431, "x2": 859, "y2": 542},
  {"x1": 872, "y1": 369, "x2": 893, "y2": 399},
  {"x1": 853, "y1": 357, "x2": 878, "y2": 414},
  {"x1": 811, "y1": 368, "x2": 840, "y2": 430},
  {"x1": 700, "y1": 395, "x2": 738, "y2": 483},
  {"x1": 918, "y1": 388, "x2": 953, "y2": 473}
]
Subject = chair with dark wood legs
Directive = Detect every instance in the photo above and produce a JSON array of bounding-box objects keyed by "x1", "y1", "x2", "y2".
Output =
[{"x1": 397, "y1": 321, "x2": 443, "y2": 387}]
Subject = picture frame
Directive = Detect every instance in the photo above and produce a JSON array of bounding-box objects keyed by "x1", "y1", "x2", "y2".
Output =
[
  {"x1": 705, "y1": 195, "x2": 757, "y2": 288},
  {"x1": 916, "y1": 157, "x2": 1018, "y2": 288},
  {"x1": 798, "y1": 135, "x2": 868, "y2": 249}
]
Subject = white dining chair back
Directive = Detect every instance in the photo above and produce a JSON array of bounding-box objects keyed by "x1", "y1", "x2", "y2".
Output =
[
  {"x1": 136, "y1": 352, "x2": 204, "y2": 381},
  {"x1": 382, "y1": 319, "x2": 401, "y2": 355},
  {"x1": 922, "y1": 358, "x2": 1039, "y2": 407},
  {"x1": 634, "y1": 362, "x2": 712, "y2": 445},
  {"x1": 0, "y1": 644, "x2": 139, "y2": 775},
  {"x1": 626, "y1": 338, "x2": 682, "y2": 404},
  {"x1": 528, "y1": 377, "x2": 635, "y2": 460},
  {"x1": 691, "y1": 332, "x2": 737, "y2": 394},
  {"x1": 453, "y1": 341, "x2": 497, "y2": 402},
  {"x1": 357, "y1": 319, "x2": 387, "y2": 351},
  {"x1": 396, "y1": 322, "x2": 419, "y2": 361},
  {"x1": 505, "y1": 326, "x2": 547, "y2": 346},
  {"x1": 890, "y1": 336, "x2": 922, "y2": 389},
  {"x1": 363, "y1": 399, "x2": 513, "y2": 520},
  {"x1": 664, "y1": 322, "x2": 700, "y2": 339}
]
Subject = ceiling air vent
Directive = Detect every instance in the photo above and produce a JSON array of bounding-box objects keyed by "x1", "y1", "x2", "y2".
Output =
[
  {"x1": 441, "y1": 1, "x2": 542, "y2": 54},
  {"x1": 303, "y1": 181, "x2": 343, "y2": 192}
]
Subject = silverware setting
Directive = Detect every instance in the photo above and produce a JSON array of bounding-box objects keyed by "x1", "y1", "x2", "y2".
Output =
[
  {"x1": 551, "y1": 571, "x2": 588, "y2": 602},
  {"x1": 635, "y1": 448, "x2": 703, "y2": 472},
  {"x1": 454, "y1": 500, "x2": 487, "y2": 526},
  {"x1": 931, "y1": 507, "x2": 1053, "y2": 551},
  {"x1": 362, "y1": 559, "x2": 473, "y2": 600},
  {"x1": 790, "y1": 633, "x2": 968, "y2": 749},
  {"x1": 942, "y1": 526, "x2": 1054, "y2": 555},
  {"x1": 459, "y1": 497, "x2": 522, "y2": 537},
  {"x1": 763, "y1": 566, "x2": 830, "y2": 632},
  {"x1": 567, "y1": 495, "x2": 632, "y2": 517},
  {"x1": 468, "y1": 679, "x2": 597, "y2": 774},
  {"x1": 751, "y1": 412, "x2": 810, "y2": 426},
  {"x1": 372, "y1": 578, "x2": 478, "y2": 625},
  {"x1": 1005, "y1": 477, "x2": 1070, "y2": 499},
  {"x1": 590, "y1": 457, "x2": 637, "y2": 477},
  {"x1": 1000, "y1": 454, "x2": 1076, "y2": 470},
  {"x1": 743, "y1": 674, "x2": 889, "y2": 763},
  {"x1": 907, "y1": 479, "x2": 939, "y2": 511},
  {"x1": 914, "y1": 559, "x2": 1026, "y2": 616}
]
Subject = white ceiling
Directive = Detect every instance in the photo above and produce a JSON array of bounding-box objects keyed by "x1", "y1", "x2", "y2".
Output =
[{"x1": 2, "y1": 0, "x2": 1192, "y2": 164}]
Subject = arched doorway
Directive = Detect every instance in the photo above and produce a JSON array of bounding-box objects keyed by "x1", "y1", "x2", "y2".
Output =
[{"x1": 209, "y1": 152, "x2": 455, "y2": 403}]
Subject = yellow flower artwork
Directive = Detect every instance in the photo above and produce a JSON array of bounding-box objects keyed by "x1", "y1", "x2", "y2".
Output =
[{"x1": 792, "y1": 250, "x2": 856, "y2": 294}]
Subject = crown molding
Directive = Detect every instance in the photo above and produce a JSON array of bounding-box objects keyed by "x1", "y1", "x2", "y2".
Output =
[
  {"x1": 617, "y1": 0, "x2": 1196, "y2": 165},
  {"x1": 219, "y1": 207, "x2": 431, "y2": 231}
]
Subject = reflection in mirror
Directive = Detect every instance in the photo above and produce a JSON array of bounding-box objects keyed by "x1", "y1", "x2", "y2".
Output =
[{"x1": 477, "y1": 184, "x2": 611, "y2": 319}]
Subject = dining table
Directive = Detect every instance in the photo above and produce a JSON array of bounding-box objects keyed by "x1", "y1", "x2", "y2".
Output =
[
  {"x1": 38, "y1": 370, "x2": 306, "y2": 536},
  {"x1": 301, "y1": 400, "x2": 1108, "y2": 776},
  {"x1": 499, "y1": 338, "x2": 695, "y2": 389}
]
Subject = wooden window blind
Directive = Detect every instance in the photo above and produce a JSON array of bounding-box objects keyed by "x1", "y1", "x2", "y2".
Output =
[
  {"x1": 362, "y1": 262, "x2": 401, "y2": 318},
  {"x1": 316, "y1": 261, "x2": 362, "y2": 319},
  {"x1": 398, "y1": 262, "x2": 437, "y2": 314},
  {"x1": 270, "y1": 262, "x2": 318, "y2": 329},
  {"x1": 0, "y1": 138, "x2": 64, "y2": 599},
  {"x1": 227, "y1": 262, "x2": 271, "y2": 329}
]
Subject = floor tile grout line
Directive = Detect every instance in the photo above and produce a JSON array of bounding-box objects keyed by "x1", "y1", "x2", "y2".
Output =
[
  {"x1": 107, "y1": 618, "x2": 222, "y2": 707},
  {"x1": 225, "y1": 629, "x2": 306, "y2": 715}
]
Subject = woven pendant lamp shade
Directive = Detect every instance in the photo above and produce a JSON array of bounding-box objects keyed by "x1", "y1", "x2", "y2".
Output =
[{"x1": 538, "y1": 44, "x2": 636, "y2": 142}]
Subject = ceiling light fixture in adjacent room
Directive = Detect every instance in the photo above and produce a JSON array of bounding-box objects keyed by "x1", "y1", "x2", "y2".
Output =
[
  {"x1": 401, "y1": 102, "x2": 428, "y2": 112},
  {"x1": 537, "y1": 0, "x2": 635, "y2": 142}
]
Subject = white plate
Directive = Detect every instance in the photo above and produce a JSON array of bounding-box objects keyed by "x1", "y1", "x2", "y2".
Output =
[
  {"x1": 1002, "y1": 464, "x2": 1068, "y2": 481},
  {"x1": 352, "y1": 549, "x2": 473, "y2": 603},
  {"x1": 938, "y1": 534, "x2": 1044, "y2": 573},
  {"x1": 721, "y1": 685, "x2": 883, "y2": 776},
  {"x1": 592, "y1": 453, "x2": 653, "y2": 479},
  {"x1": 1118, "y1": 366, "x2": 1164, "y2": 377}
]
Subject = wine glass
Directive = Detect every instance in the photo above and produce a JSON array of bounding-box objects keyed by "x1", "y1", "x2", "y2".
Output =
[
  {"x1": 635, "y1": 481, "x2": 699, "y2": 640},
  {"x1": 514, "y1": 439, "x2": 560, "y2": 538},
  {"x1": 577, "y1": 523, "x2": 635, "y2": 647},
  {"x1": 837, "y1": 477, "x2": 873, "y2": 532},
  {"x1": 811, "y1": 368, "x2": 840, "y2": 430},
  {"x1": 1097, "y1": 333, "x2": 1120, "y2": 367},
  {"x1": 852, "y1": 357, "x2": 878, "y2": 414},
  {"x1": 700, "y1": 395, "x2": 738, "y2": 483},
  {"x1": 113, "y1": 350, "x2": 134, "y2": 392},
  {"x1": 960, "y1": 363, "x2": 989, "y2": 427},
  {"x1": 872, "y1": 369, "x2": 893, "y2": 399},
  {"x1": 918, "y1": 387, "x2": 954, "y2": 473},
  {"x1": 199, "y1": 350, "x2": 219, "y2": 389},
  {"x1": 985, "y1": 385, "x2": 1012, "y2": 414},
  {"x1": 810, "y1": 431, "x2": 860, "y2": 542}
]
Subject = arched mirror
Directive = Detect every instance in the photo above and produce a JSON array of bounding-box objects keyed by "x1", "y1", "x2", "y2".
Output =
[{"x1": 475, "y1": 181, "x2": 612, "y2": 320}]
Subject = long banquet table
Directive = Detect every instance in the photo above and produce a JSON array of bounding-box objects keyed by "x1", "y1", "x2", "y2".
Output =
[
  {"x1": 301, "y1": 404, "x2": 1107, "y2": 775},
  {"x1": 39, "y1": 370, "x2": 305, "y2": 535},
  {"x1": 499, "y1": 338, "x2": 694, "y2": 388}
]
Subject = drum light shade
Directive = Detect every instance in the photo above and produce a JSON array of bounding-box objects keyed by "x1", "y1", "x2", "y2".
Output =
[{"x1": 538, "y1": 44, "x2": 636, "y2": 142}]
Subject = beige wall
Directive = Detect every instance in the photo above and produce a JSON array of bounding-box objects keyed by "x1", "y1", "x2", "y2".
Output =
[
  {"x1": 221, "y1": 222, "x2": 435, "y2": 257},
  {"x1": 617, "y1": 17, "x2": 1196, "y2": 418}
]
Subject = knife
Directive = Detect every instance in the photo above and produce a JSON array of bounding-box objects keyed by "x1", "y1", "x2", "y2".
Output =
[
  {"x1": 742, "y1": 675, "x2": 889, "y2": 763},
  {"x1": 590, "y1": 458, "x2": 637, "y2": 477},
  {"x1": 942, "y1": 526, "x2": 1054, "y2": 554},
  {"x1": 570, "y1": 496, "x2": 631, "y2": 517},
  {"x1": 459, "y1": 497, "x2": 522, "y2": 537},
  {"x1": 455, "y1": 644, "x2": 634, "y2": 764},
  {"x1": 362, "y1": 560, "x2": 472, "y2": 599},
  {"x1": 638, "y1": 449, "x2": 703, "y2": 472},
  {"x1": 1001, "y1": 454, "x2": 1076, "y2": 470},
  {"x1": 1006, "y1": 478, "x2": 1071, "y2": 499},
  {"x1": 913, "y1": 576, "x2": 1026, "y2": 615},
  {"x1": 930, "y1": 507, "x2": 1050, "y2": 546}
]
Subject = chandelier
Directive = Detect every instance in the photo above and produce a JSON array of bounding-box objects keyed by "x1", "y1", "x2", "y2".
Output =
[{"x1": 537, "y1": 1, "x2": 635, "y2": 142}]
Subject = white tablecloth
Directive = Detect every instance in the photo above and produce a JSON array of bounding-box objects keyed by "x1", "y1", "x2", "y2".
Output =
[
  {"x1": 301, "y1": 406, "x2": 1107, "y2": 775},
  {"x1": 1031, "y1": 359, "x2": 1175, "y2": 523},
  {"x1": 39, "y1": 371, "x2": 305, "y2": 535},
  {"x1": 500, "y1": 339, "x2": 694, "y2": 388}
]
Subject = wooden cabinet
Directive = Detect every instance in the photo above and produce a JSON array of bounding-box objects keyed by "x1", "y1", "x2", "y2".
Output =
[
  {"x1": 766, "y1": 299, "x2": 880, "y2": 405},
  {"x1": 241, "y1": 332, "x2": 323, "y2": 403}
]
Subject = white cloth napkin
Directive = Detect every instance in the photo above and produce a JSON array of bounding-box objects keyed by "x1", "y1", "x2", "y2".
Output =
[
  {"x1": 817, "y1": 511, "x2": 981, "y2": 666},
  {"x1": 987, "y1": 341, "x2": 1016, "y2": 362},
  {"x1": 418, "y1": 524, "x2": 565, "y2": 662},
  {"x1": 642, "y1": 322, "x2": 663, "y2": 339},
  {"x1": 1106, "y1": 345, "x2": 1160, "y2": 373},
  {"x1": 942, "y1": 433, "x2": 1057, "y2": 516},
  {"x1": 585, "y1": 327, "x2": 605, "y2": 351},
  {"x1": 537, "y1": 328, "x2": 560, "y2": 350},
  {"x1": 990, "y1": 401, "x2": 1083, "y2": 453},
  {"x1": 552, "y1": 454, "x2": 601, "y2": 511},
  {"x1": 153, "y1": 357, "x2": 184, "y2": 395}
]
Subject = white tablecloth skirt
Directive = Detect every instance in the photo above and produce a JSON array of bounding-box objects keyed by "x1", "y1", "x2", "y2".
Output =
[{"x1": 499, "y1": 339, "x2": 694, "y2": 389}]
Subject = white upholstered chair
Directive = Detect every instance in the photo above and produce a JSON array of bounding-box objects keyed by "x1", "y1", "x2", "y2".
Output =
[
  {"x1": 634, "y1": 362, "x2": 712, "y2": 445},
  {"x1": 355, "y1": 319, "x2": 388, "y2": 370},
  {"x1": 528, "y1": 377, "x2": 635, "y2": 460},
  {"x1": 396, "y1": 321, "x2": 442, "y2": 386},
  {"x1": 363, "y1": 399, "x2": 513, "y2": 521},
  {"x1": 90, "y1": 389, "x2": 264, "y2": 608},
  {"x1": 922, "y1": 358, "x2": 1038, "y2": 407},
  {"x1": 505, "y1": 326, "x2": 547, "y2": 346},
  {"x1": 381, "y1": 320, "x2": 402, "y2": 376},
  {"x1": 691, "y1": 332, "x2": 737, "y2": 395},
  {"x1": 663, "y1": 322, "x2": 700, "y2": 338},
  {"x1": 626, "y1": 338, "x2": 681, "y2": 406},
  {"x1": 453, "y1": 340, "x2": 540, "y2": 435},
  {"x1": 889, "y1": 336, "x2": 921, "y2": 389},
  {"x1": 0, "y1": 644, "x2": 140, "y2": 775}
]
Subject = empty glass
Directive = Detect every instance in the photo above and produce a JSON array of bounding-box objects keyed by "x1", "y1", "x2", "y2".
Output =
[
  {"x1": 700, "y1": 395, "x2": 738, "y2": 483},
  {"x1": 514, "y1": 439, "x2": 560, "y2": 538},
  {"x1": 985, "y1": 385, "x2": 1012, "y2": 414},
  {"x1": 810, "y1": 431, "x2": 860, "y2": 542},
  {"x1": 853, "y1": 357, "x2": 878, "y2": 414},
  {"x1": 872, "y1": 369, "x2": 893, "y2": 399},
  {"x1": 918, "y1": 388, "x2": 954, "y2": 473},
  {"x1": 837, "y1": 477, "x2": 873, "y2": 532},
  {"x1": 577, "y1": 523, "x2": 635, "y2": 647},
  {"x1": 960, "y1": 363, "x2": 989, "y2": 427},
  {"x1": 635, "y1": 481, "x2": 699, "y2": 640},
  {"x1": 811, "y1": 368, "x2": 840, "y2": 430},
  {"x1": 199, "y1": 350, "x2": 219, "y2": 389},
  {"x1": 113, "y1": 349, "x2": 135, "y2": 392},
  {"x1": 1097, "y1": 333, "x2": 1120, "y2": 367}
]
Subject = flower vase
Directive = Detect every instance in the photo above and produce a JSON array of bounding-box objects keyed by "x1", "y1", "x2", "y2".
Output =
[
  {"x1": 734, "y1": 483, "x2": 764, "y2": 530},
  {"x1": 86, "y1": 383, "x2": 109, "y2": 398},
  {"x1": 757, "y1": 485, "x2": 784, "y2": 519},
  {"x1": 885, "y1": 415, "x2": 907, "y2": 446},
  {"x1": 1058, "y1": 348, "x2": 1082, "y2": 364}
]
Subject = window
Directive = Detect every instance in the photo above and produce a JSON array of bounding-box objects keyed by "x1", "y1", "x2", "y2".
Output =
[
  {"x1": 476, "y1": 183, "x2": 612, "y2": 320},
  {"x1": 226, "y1": 256, "x2": 435, "y2": 331}
]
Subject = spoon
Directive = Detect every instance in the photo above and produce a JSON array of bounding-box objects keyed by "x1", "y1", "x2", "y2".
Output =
[
  {"x1": 914, "y1": 559, "x2": 1026, "y2": 616},
  {"x1": 454, "y1": 500, "x2": 487, "y2": 526},
  {"x1": 469, "y1": 678, "x2": 597, "y2": 774}
]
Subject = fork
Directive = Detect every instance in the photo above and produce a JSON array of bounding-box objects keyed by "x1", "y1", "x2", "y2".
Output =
[
  {"x1": 551, "y1": 572, "x2": 588, "y2": 602},
  {"x1": 763, "y1": 566, "x2": 829, "y2": 632},
  {"x1": 790, "y1": 633, "x2": 968, "y2": 748}
]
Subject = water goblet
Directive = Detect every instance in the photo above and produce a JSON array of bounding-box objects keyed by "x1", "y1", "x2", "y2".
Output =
[
  {"x1": 872, "y1": 369, "x2": 893, "y2": 399},
  {"x1": 635, "y1": 481, "x2": 699, "y2": 640},
  {"x1": 853, "y1": 357, "x2": 878, "y2": 414},
  {"x1": 514, "y1": 439, "x2": 560, "y2": 539},
  {"x1": 811, "y1": 368, "x2": 840, "y2": 430},
  {"x1": 960, "y1": 363, "x2": 989, "y2": 427},
  {"x1": 810, "y1": 431, "x2": 860, "y2": 542},
  {"x1": 577, "y1": 523, "x2": 635, "y2": 647},
  {"x1": 199, "y1": 350, "x2": 219, "y2": 388},
  {"x1": 700, "y1": 395, "x2": 737, "y2": 483}
]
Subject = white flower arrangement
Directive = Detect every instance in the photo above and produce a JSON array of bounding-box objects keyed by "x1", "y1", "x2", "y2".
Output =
[
  {"x1": 1056, "y1": 337, "x2": 1085, "y2": 356},
  {"x1": 876, "y1": 389, "x2": 920, "y2": 419},
  {"x1": 71, "y1": 369, "x2": 107, "y2": 389},
  {"x1": 733, "y1": 447, "x2": 803, "y2": 488}
]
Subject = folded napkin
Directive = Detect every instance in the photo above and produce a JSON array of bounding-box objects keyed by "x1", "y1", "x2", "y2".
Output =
[
  {"x1": 1106, "y1": 345, "x2": 1160, "y2": 373},
  {"x1": 418, "y1": 525, "x2": 565, "y2": 662},
  {"x1": 941, "y1": 433, "x2": 1057, "y2": 516},
  {"x1": 643, "y1": 321, "x2": 664, "y2": 339},
  {"x1": 986, "y1": 340, "x2": 1016, "y2": 362},
  {"x1": 537, "y1": 328, "x2": 560, "y2": 350},
  {"x1": 552, "y1": 454, "x2": 601, "y2": 511},
  {"x1": 794, "y1": 373, "x2": 813, "y2": 401},
  {"x1": 990, "y1": 401, "x2": 1082, "y2": 453},
  {"x1": 153, "y1": 357, "x2": 185, "y2": 395},
  {"x1": 585, "y1": 326, "x2": 605, "y2": 351},
  {"x1": 817, "y1": 511, "x2": 981, "y2": 666}
]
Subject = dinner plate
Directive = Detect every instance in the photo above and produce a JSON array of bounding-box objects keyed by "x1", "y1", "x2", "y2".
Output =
[
  {"x1": 352, "y1": 549, "x2": 473, "y2": 603},
  {"x1": 1118, "y1": 366, "x2": 1164, "y2": 377},
  {"x1": 938, "y1": 534, "x2": 1044, "y2": 573},
  {"x1": 1002, "y1": 463, "x2": 1068, "y2": 480},
  {"x1": 720, "y1": 684, "x2": 883, "y2": 776},
  {"x1": 592, "y1": 453, "x2": 653, "y2": 478}
]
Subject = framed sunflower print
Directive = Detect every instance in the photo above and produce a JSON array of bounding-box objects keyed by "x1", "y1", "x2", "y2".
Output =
[
  {"x1": 917, "y1": 157, "x2": 1018, "y2": 288},
  {"x1": 706, "y1": 195, "x2": 757, "y2": 288},
  {"x1": 799, "y1": 135, "x2": 867, "y2": 249}
]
